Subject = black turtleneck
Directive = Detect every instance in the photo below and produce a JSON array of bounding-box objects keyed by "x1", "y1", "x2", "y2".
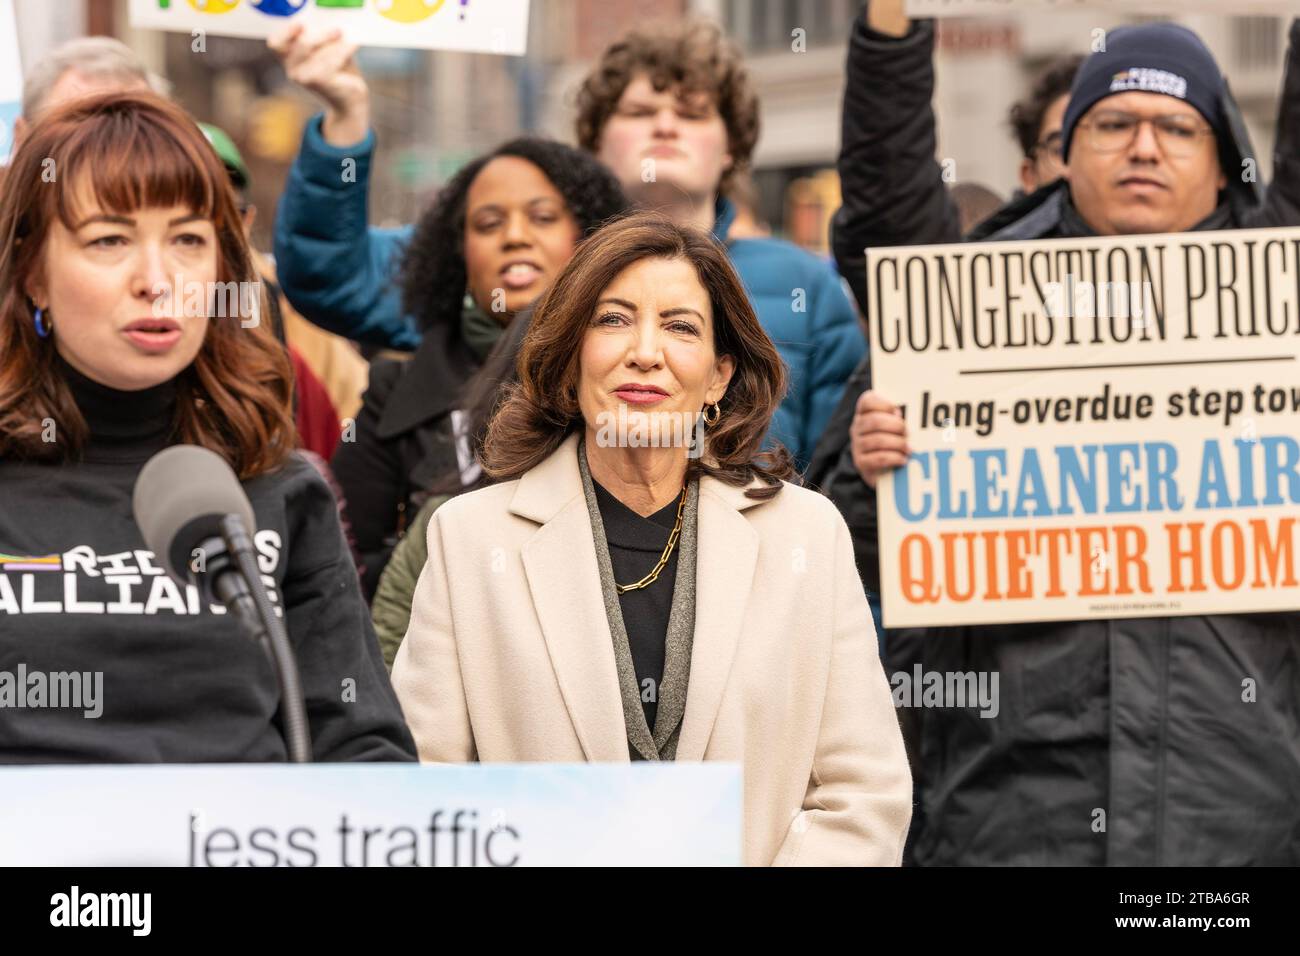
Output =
[
  {"x1": 0, "y1": 361, "x2": 415, "y2": 764},
  {"x1": 592, "y1": 479, "x2": 680, "y2": 732},
  {"x1": 57, "y1": 355, "x2": 178, "y2": 465}
]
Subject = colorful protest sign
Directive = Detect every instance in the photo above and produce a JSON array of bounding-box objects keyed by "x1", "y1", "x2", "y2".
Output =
[
  {"x1": 128, "y1": 0, "x2": 531, "y2": 55},
  {"x1": 870, "y1": 227, "x2": 1300, "y2": 628}
]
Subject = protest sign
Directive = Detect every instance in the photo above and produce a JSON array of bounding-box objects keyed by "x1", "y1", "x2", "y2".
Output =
[
  {"x1": 0, "y1": 0, "x2": 21, "y2": 163},
  {"x1": 128, "y1": 0, "x2": 530, "y2": 55},
  {"x1": 870, "y1": 227, "x2": 1300, "y2": 627},
  {"x1": 907, "y1": 0, "x2": 1300, "y2": 17}
]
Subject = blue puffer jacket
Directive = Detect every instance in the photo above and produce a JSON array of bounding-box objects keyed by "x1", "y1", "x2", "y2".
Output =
[{"x1": 273, "y1": 115, "x2": 865, "y2": 468}]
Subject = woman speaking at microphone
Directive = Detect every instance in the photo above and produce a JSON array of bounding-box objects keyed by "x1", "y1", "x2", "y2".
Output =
[
  {"x1": 392, "y1": 213, "x2": 912, "y2": 865},
  {"x1": 0, "y1": 92, "x2": 415, "y2": 763}
]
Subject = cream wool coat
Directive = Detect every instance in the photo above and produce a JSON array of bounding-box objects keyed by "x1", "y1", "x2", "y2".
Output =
[{"x1": 391, "y1": 432, "x2": 912, "y2": 866}]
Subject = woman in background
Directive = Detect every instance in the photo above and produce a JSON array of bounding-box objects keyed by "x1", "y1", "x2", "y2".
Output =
[
  {"x1": 370, "y1": 310, "x2": 531, "y2": 668},
  {"x1": 329, "y1": 139, "x2": 627, "y2": 598}
]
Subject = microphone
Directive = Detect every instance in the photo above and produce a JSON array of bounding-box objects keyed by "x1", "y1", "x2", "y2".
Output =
[{"x1": 133, "y1": 446, "x2": 312, "y2": 763}]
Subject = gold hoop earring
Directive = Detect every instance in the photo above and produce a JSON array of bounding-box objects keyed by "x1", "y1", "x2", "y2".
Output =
[{"x1": 702, "y1": 402, "x2": 721, "y2": 427}]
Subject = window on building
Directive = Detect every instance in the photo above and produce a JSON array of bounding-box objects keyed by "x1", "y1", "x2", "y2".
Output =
[
  {"x1": 724, "y1": 0, "x2": 858, "y2": 53},
  {"x1": 1233, "y1": 16, "x2": 1282, "y2": 72}
]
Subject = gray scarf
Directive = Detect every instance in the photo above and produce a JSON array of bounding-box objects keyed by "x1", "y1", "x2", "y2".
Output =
[{"x1": 577, "y1": 439, "x2": 698, "y2": 761}]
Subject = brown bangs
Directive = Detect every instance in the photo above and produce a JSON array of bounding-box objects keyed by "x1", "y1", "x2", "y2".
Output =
[{"x1": 51, "y1": 107, "x2": 220, "y2": 234}]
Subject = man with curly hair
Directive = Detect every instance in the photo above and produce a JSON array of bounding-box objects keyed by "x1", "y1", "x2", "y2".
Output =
[
  {"x1": 570, "y1": 20, "x2": 865, "y2": 470},
  {"x1": 269, "y1": 18, "x2": 864, "y2": 470}
]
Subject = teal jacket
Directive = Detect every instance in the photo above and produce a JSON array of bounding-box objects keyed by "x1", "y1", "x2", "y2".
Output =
[{"x1": 273, "y1": 115, "x2": 866, "y2": 467}]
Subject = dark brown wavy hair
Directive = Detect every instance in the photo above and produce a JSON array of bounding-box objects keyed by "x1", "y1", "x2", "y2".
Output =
[
  {"x1": 482, "y1": 211, "x2": 793, "y2": 499},
  {"x1": 575, "y1": 17, "x2": 759, "y2": 193},
  {"x1": 0, "y1": 91, "x2": 294, "y2": 478}
]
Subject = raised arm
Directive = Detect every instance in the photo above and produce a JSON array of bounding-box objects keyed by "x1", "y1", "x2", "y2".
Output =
[
  {"x1": 268, "y1": 23, "x2": 421, "y2": 350},
  {"x1": 831, "y1": 0, "x2": 962, "y2": 316},
  {"x1": 1248, "y1": 19, "x2": 1300, "y2": 228}
]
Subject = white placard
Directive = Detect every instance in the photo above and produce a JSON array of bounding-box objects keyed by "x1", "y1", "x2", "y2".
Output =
[
  {"x1": 907, "y1": 0, "x2": 1300, "y2": 17},
  {"x1": 0, "y1": 763, "x2": 742, "y2": 866},
  {"x1": 129, "y1": 0, "x2": 530, "y2": 55},
  {"x1": 869, "y1": 227, "x2": 1300, "y2": 628}
]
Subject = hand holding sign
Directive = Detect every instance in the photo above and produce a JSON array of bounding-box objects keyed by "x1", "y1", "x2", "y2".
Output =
[
  {"x1": 268, "y1": 21, "x2": 369, "y2": 148},
  {"x1": 870, "y1": 227, "x2": 1300, "y2": 628},
  {"x1": 851, "y1": 389, "x2": 911, "y2": 488}
]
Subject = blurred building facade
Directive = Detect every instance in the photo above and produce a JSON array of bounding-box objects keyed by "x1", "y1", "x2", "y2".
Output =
[
  {"x1": 5, "y1": 0, "x2": 1293, "y2": 254},
  {"x1": 693, "y1": 1, "x2": 1290, "y2": 253}
]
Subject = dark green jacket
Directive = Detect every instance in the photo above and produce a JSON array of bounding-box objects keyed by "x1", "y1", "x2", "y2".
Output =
[{"x1": 371, "y1": 492, "x2": 449, "y2": 670}]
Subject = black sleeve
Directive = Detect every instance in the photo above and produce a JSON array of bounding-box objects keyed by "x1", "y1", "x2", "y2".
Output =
[
  {"x1": 831, "y1": 6, "x2": 962, "y2": 319},
  {"x1": 805, "y1": 354, "x2": 882, "y2": 598},
  {"x1": 280, "y1": 457, "x2": 417, "y2": 762},
  {"x1": 805, "y1": 353, "x2": 872, "y2": 492},
  {"x1": 1247, "y1": 19, "x2": 1300, "y2": 228},
  {"x1": 824, "y1": 436, "x2": 882, "y2": 599},
  {"x1": 330, "y1": 359, "x2": 406, "y2": 600}
]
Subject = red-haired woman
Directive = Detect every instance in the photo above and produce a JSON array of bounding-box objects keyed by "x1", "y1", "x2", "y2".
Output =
[{"x1": 0, "y1": 92, "x2": 414, "y2": 763}]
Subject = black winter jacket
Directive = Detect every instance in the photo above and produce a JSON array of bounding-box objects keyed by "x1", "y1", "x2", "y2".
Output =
[
  {"x1": 812, "y1": 9, "x2": 1300, "y2": 865},
  {"x1": 331, "y1": 307, "x2": 529, "y2": 600}
]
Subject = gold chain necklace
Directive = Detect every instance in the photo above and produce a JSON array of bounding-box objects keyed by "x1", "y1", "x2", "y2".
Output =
[{"x1": 614, "y1": 483, "x2": 689, "y2": 594}]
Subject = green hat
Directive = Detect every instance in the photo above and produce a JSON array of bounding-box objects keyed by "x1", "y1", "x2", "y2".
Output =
[{"x1": 198, "y1": 122, "x2": 250, "y2": 191}]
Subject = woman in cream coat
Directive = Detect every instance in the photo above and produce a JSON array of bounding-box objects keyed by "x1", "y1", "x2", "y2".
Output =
[{"x1": 392, "y1": 213, "x2": 911, "y2": 866}]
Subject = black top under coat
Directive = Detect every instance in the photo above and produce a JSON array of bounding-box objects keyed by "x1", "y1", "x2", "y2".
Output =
[{"x1": 592, "y1": 479, "x2": 680, "y2": 732}]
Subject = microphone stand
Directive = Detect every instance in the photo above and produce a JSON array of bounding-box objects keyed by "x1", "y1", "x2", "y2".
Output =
[{"x1": 198, "y1": 516, "x2": 312, "y2": 763}]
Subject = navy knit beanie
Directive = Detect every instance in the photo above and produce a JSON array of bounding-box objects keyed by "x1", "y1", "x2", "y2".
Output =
[{"x1": 1061, "y1": 22, "x2": 1228, "y2": 161}]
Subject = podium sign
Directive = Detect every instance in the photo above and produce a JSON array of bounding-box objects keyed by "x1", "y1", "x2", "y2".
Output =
[{"x1": 0, "y1": 763, "x2": 741, "y2": 866}]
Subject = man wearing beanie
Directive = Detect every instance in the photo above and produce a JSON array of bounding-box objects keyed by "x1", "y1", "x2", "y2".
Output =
[{"x1": 812, "y1": 0, "x2": 1300, "y2": 866}]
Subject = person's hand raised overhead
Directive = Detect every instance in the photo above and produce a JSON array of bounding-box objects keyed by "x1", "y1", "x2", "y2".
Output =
[
  {"x1": 269, "y1": 22, "x2": 370, "y2": 148},
  {"x1": 866, "y1": 0, "x2": 910, "y2": 38}
]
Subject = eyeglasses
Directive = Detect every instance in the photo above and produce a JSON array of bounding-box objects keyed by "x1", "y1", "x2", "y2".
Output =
[
  {"x1": 1078, "y1": 110, "x2": 1215, "y2": 158},
  {"x1": 1031, "y1": 131, "x2": 1064, "y2": 164}
]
